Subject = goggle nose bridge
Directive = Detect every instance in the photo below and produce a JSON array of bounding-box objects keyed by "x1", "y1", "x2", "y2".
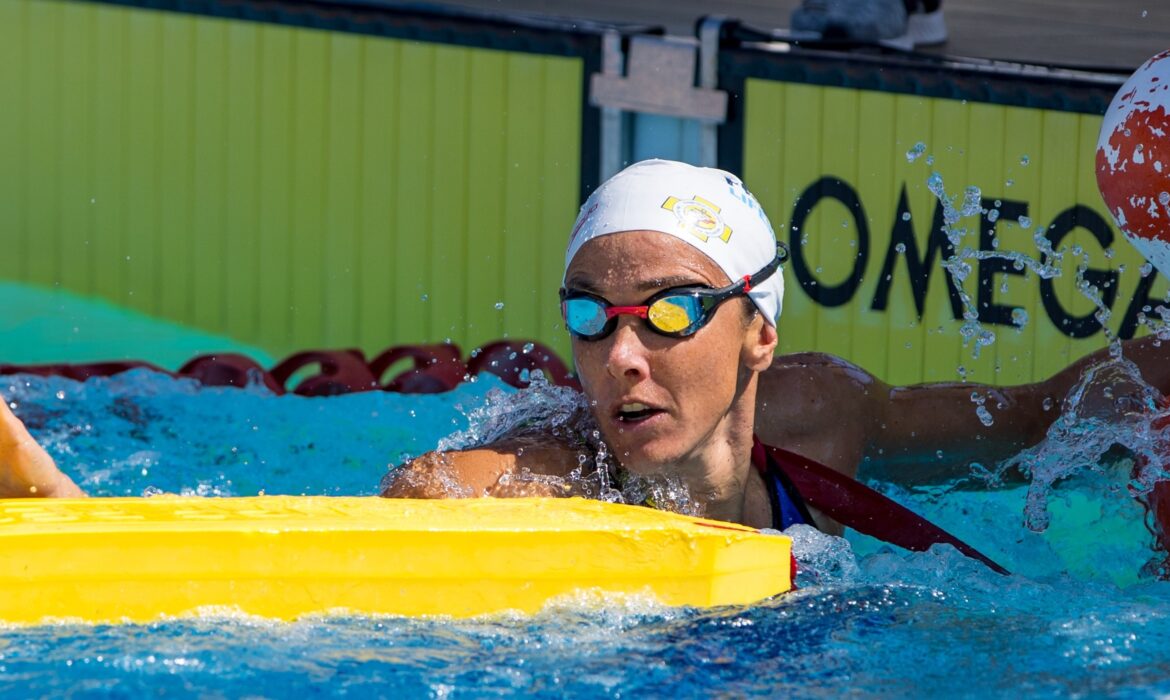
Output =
[{"x1": 604, "y1": 305, "x2": 650, "y2": 320}]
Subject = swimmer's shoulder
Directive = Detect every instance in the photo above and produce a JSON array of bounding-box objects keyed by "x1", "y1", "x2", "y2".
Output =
[
  {"x1": 755, "y1": 352, "x2": 887, "y2": 479},
  {"x1": 379, "y1": 436, "x2": 581, "y2": 499},
  {"x1": 758, "y1": 352, "x2": 885, "y2": 415}
]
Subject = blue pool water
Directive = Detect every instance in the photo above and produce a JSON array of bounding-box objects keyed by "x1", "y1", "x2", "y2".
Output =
[{"x1": 2, "y1": 370, "x2": 1170, "y2": 698}]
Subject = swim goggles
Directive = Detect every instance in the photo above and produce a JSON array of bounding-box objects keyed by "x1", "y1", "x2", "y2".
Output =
[{"x1": 559, "y1": 244, "x2": 788, "y2": 341}]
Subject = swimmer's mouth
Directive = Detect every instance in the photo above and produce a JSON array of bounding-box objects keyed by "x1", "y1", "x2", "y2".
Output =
[{"x1": 616, "y1": 402, "x2": 665, "y2": 423}]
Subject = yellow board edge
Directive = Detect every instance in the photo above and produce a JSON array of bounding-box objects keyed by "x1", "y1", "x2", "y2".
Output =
[{"x1": 0, "y1": 496, "x2": 793, "y2": 624}]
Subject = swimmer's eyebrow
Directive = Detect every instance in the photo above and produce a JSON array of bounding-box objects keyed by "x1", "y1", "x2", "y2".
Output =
[
  {"x1": 564, "y1": 274, "x2": 712, "y2": 294},
  {"x1": 562, "y1": 276, "x2": 602, "y2": 293},
  {"x1": 633, "y1": 275, "x2": 711, "y2": 292}
]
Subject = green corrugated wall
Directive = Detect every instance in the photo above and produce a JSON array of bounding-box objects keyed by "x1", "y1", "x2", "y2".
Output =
[{"x1": 0, "y1": 0, "x2": 583, "y2": 362}]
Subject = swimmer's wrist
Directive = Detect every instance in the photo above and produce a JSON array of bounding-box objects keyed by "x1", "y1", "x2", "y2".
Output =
[{"x1": 43, "y1": 474, "x2": 86, "y2": 498}]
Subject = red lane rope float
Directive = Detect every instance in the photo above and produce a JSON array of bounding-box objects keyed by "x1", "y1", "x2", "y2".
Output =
[{"x1": 0, "y1": 340, "x2": 580, "y2": 397}]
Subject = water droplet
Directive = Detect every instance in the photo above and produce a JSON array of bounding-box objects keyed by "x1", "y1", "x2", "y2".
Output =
[
  {"x1": 988, "y1": 209, "x2": 1000, "y2": 223},
  {"x1": 901, "y1": 211, "x2": 912, "y2": 222},
  {"x1": 1042, "y1": 396, "x2": 1054, "y2": 411},
  {"x1": 1020, "y1": 155, "x2": 1030, "y2": 166},
  {"x1": 976, "y1": 405, "x2": 995, "y2": 427},
  {"x1": 522, "y1": 342, "x2": 534, "y2": 353},
  {"x1": 1005, "y1": 179, "x2": 1014, "y2": 188},
  {"x1": 1011, "y1": 307, "x2": 1029, "y2": 328},
  {"x1": 55, "y1": 390, "x2": 66, "y2": 400},
  {"x1": 420, "y1": 294, "x2": 429, "y2": 302},
  {"x1": 494, "y1": 302, "x2": 505, "y2": 310},
  {"x1": 1017, "y1": 215, "x2": 1032, "y2": 229},
  {"x1": 905, "y1": 141, "x2": 927, "y2": 163},
  {"x1": 894, "y1": 242, "x2": 907, "y2": 253}
]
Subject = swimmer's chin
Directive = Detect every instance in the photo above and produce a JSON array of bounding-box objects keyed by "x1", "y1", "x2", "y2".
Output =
[{"x1": 606, "y1": 443, "x2": 686, "y2": 476}]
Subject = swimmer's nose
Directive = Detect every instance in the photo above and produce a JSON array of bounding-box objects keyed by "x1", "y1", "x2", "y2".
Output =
[{"x1": 605, "y1": 320, "x2": 651, "y2": 381}]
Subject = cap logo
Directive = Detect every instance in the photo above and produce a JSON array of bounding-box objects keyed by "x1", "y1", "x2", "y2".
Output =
[{"x1": 661, "y1": 195, "x2": 733, "y2": 243}]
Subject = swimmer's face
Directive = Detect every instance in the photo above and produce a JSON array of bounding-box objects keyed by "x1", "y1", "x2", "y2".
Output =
[{"x1": 564, "y1": 230, "x2": 777, "y2": 474}]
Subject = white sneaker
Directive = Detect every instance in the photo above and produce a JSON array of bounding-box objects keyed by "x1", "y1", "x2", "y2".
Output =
[{"x1": 905, "y1": 7, "x2": 947, "y2": 46}]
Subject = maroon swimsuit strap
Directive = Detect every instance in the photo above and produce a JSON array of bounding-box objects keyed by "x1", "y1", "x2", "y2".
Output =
[{"x1": 758, "y1": 439, "x2": 1008, "y2": 575}]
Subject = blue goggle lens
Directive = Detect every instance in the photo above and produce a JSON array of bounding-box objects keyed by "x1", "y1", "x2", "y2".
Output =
[{"x1": 563, "y1": 297, "x2": 610, "y2": 336}]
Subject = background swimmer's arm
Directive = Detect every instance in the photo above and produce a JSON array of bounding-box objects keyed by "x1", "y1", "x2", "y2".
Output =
[
  {"x1": 758, "y1": 336, "x2": 1170, "y2": 485},
  {"x1": 0, "y1": 393, "x2": 85, "y2": 498},
  {"x1": 873, "y1": 335, "x2": 1170, "y2": 481},
  {"x1": 379, "y1": 438, "x2": 582, "y2": 499}
]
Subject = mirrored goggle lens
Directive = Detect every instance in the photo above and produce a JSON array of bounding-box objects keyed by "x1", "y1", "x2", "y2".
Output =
[
  {"x1": 563, "y1": 298, "x2": 609, "y2": 336},
  {"x1": 647, "y1": 295, "x2": 703, "y2": 334}
]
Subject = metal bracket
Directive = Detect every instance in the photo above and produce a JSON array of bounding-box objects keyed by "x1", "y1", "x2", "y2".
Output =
[{"x1": 590, "y1": 34, "x2": 728, "y2": 123}]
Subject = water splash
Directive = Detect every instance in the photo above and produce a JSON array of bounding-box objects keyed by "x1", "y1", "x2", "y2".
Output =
[
  {"x1": 426, "y1": 374, "x2": 703, "y2": 516},
  {"x1": 993, "y1": 355, "x2": 1170, "y2": 540},
  {"x1": 923, "y1": 169, "x2": 1066, "y2": 365},
  {"x1": 912, "y1": 146, "x2": 1170, "y2": 573}
]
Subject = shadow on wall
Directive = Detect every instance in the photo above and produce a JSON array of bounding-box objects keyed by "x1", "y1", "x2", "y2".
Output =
[{"x1": 0, "y1": 280, "x2": 275, "y2": 370}]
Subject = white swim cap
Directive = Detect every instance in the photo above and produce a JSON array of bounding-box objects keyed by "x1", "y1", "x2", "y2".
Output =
[{"x1": 564, "y1": 159, "x2": 784, "y2": 325}]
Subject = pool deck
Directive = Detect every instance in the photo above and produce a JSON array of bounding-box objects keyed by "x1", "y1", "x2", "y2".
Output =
[{"x1": 407, "y1": 0, "x2": 1166, "y2": 72}]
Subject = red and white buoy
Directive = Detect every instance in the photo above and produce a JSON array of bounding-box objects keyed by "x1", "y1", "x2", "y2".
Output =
[{"x1": 1096, "y1": 49, "x2": 1170, "y2": 277}]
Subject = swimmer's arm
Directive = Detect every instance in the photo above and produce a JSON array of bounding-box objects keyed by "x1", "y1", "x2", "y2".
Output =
[
  {"x1": 866, "y1": 335, "x2": 1170, "y2": 481},
  {"x1": 0, "y1": 394, "x2": 85, "y2": 498},
  {"x1": 379, "y1": 439, "x2": 582, "y2": 499}
]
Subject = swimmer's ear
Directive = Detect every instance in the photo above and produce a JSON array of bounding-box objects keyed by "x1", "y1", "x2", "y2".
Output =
[{"x1": 742, "y1": 315, "x2": 778, "y2": 372}]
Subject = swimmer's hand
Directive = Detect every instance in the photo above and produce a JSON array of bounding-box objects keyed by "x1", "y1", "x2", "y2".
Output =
[
  {"x1": 380, "y1": 440, "x2": 580, "y2": 500},
  {"x1": 0, "y1": 393, "x2": 85, "y2": 498}
]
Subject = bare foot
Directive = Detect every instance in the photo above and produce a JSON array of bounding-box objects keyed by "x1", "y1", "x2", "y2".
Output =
[{"x1": 0, "y1": 392, "x2": 85, "y2": 498}]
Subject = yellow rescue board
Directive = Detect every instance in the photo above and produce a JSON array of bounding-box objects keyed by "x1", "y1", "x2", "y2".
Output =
[{"x1": 0, "y1": 496, "x2": 793, "y2": 624}]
